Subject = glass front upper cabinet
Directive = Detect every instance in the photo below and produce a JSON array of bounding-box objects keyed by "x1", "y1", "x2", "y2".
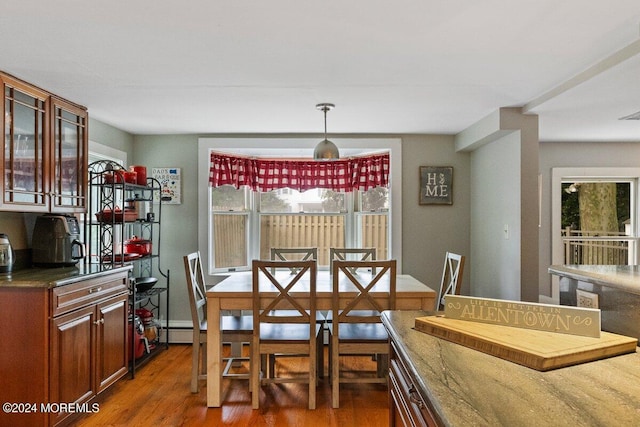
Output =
[
  {"x1": 1, "y1": 73, "x2": 87, "y2": 212},
  {"x1": 2, "y1": 75, "x2": 49, "y2": 211},
  {"x1": 50, "y1": 97, "x2": 87, "y2": 212}
]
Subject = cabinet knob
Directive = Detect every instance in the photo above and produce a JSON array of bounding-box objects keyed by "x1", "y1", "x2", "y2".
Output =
[
  {"x1": 88, "y1": 286, "x2": 102, "y2": 294},
  {"x1": 93, "y1": 318, "x2": 105, "y2": 325},
  {"x1": 408, "y1": 385, "x2": 424, "y2": 408}
]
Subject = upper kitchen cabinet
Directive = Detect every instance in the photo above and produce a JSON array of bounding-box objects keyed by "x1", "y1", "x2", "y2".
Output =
[
  {"x1": 50, "y1": 97, "x2": 88, "y2": 212},
  {"x1": 1, "y1": 72, "x2": 87, "y2": 213},
  {"x1": 2, "y1": 74, "x2": 48, "y2": 211}
]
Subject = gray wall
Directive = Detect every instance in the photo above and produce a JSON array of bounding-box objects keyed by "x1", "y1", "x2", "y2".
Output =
[
  {"x1": 401, "y1": 135, "x2": 471, "y2": 295},
  {"x1": 471, "y1": 132, "x2": 521, "y2": 300},
  {"x1": 456, "y1": 108, "x2": 540, "y2": 303},
  {"x1": 89, "y1": 118, "x2": 135, "y2": 160},
  {"x1": 132, "y1": 134, "x2": 199, "y2": 323}
]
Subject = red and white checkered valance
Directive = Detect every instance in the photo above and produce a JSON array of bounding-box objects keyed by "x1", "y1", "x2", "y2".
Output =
[{"x1": 209, "y1": 151, "x2": 389, "y2": 192}]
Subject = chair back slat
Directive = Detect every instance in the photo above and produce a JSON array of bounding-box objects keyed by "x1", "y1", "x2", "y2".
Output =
[
  {"x1": 436, "y1": 252, "x2": 466, "y2": 310},
  {"x1": 183, "y1": 251, "x2": 208, "y2": 332},
  {"x1": 329, "y1": 247, "x2": 377, "y2": 274},
  {"x1": 253, "y1": 260, "x2": 316, "y2": 325},
  {"x1": 270, "y1": 248, "x2": 318, "y2": 273},
  {"x1": 332, "y1": 259, "x2": 396, "y2": 324}
]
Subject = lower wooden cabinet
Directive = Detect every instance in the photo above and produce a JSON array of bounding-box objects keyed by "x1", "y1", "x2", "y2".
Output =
[
  {"x1": 0, "y1": 269, "x2": 129, "y2": 427},
  {"x1": 96, "y1": 296, "x2": 129, "y2": 391},
  {"x1": 49, "y1": 293, "x2": 127, "y2": 426},
  {"x1": 389, "y1": 341, "x2": 438, "y2": 427}
]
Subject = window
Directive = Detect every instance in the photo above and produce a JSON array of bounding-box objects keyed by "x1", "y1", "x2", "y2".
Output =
[
  {"x1": 560, "y1": 179, "x2": 635, "y2": 265},
  {"x1": 199, "y1": 137, "x2": 402, "y2": 275},
  {"x1": 210, "y1": 185, "x2": 250, "y2": 269},
  {"x1": 552, "y1": 167, "x2": 640, "y2": 269},
  {"x1": 209, "y1": 185, "x2": 389, "y2": 271}
]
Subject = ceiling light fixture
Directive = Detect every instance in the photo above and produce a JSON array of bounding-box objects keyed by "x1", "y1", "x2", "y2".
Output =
[{"x1": 313, "y1": 103, "x2": 339, "y2": 160}]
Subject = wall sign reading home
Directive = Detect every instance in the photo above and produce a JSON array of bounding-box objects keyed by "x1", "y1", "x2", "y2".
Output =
[{"x1": 419, "y1": 166, "x2": 453, "y2": 205}]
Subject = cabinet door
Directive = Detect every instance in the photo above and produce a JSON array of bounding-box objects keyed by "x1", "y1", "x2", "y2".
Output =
[
  {"x1": 1, "y1": 74, "x2": 49, "y2": 211},
  {"x1": 96, "y1": 293, "x2": 128, "y2": 392},
  {"x1": 50, "y1": 304, "x2": 96, "y2": 426},
  {"x1": 50, "y1": 97, "x2": 87, "y2": 212}
]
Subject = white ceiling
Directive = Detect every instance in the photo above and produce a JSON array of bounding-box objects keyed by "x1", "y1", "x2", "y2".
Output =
[{"x1": 2, "y1": 0, "x2": 640, "y2": 142}]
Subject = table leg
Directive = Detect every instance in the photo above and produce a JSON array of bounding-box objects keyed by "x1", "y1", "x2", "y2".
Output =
[{"x1": 207, "y1": 297, "x2": 222, "y2": 407}]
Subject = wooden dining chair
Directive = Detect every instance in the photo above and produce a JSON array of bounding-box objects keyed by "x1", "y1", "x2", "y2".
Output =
[
  {"x1": 326, "y1": 248, "x2": 379, "y2": 329},
  {"x1": 329, "y1": 247, "x2": 377, "y2": 275},
  {"x1": 435, "y1": 252, "x2": 466, "y2": 311},
  {"x1": 330, "y1": 259, "x2": 396, "y2": 408},
  {"x1": 251, "y1": 259, "x2": 321, "y2": 409},
  {"x1": 270, "y1": 247, "x2": 318, "y2": 273},
  {"x1": 183, "y1": 251, "x2": 252, "y2": 393},
  {"x1": 268, "y1": 247, "x2": 325, "y2": 376}
]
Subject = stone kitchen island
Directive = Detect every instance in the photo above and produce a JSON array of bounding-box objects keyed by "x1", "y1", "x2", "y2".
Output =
[
  {"x1": 549, "y1": 264, "x2": 640, "y2": 341},
  {"x1": 382, "y1": 310, "x2": 640, "y2": 427}
]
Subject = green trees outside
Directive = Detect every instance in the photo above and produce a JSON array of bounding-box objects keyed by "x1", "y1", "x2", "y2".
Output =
[
  {"x1": 562, "y1": 182, "x2": 631, "y2": 264},
  {"x1": 562, "y1": 182, "x2": 629, "y2": 233}
]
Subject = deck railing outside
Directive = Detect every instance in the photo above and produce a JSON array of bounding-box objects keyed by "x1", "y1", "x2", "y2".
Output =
[{"x1": 561, "y1": 227, "x2": 638, "y2": 265}]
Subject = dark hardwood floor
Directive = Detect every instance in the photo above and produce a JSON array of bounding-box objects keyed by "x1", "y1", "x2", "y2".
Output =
[{"x1": 73, "y1": 344, "x2": 389, "y2": 427}]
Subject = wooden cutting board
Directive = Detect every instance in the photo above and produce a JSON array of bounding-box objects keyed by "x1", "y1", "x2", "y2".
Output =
[{"x1": 415, "y1": 315, "x2": 638, "y2": 371}]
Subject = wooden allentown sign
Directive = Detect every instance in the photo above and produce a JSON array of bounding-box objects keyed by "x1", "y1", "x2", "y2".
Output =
[{"x1": 444, "y1": 295, "x2": 601, "y2": 338}]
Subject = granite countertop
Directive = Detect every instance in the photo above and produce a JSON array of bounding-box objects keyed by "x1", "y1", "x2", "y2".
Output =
[
  {"x1": 0, "y1": 264, "x2": 132, "y2": 289},
  {"x1": 382, "y1": 310, "x2": 640, "y2": 426},
  {"x1": 549, "y1": 264, "x2": 640, "y2": 295}
]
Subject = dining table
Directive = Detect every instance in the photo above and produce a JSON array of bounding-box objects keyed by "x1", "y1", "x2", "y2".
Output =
[{"x1": 205, "y1": 269, "x2": 436, "y2": 407}]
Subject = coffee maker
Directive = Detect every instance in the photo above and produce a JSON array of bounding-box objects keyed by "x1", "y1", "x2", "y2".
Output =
[
  {"x1": 0, "y1": 233, "x2": 14, "y2": 273},
  {"x1": 32, "y1": 214, "x2": 85, "y2": 267}
]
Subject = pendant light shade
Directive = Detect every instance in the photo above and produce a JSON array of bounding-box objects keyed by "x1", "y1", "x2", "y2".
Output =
[{"x1": 314, "y1": 103, "x2": 339, "y2": 160}]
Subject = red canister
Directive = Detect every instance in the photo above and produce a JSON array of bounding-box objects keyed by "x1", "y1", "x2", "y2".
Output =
[
  {"x1": 124, "y1": 170, "x2": 137, "y2": 184},
  {"x1": 104, "y1": 170, "x2": 125, "y2": 184},
  {"x1": 130, "y1": 165, "x2": 147, "y2": 186}
]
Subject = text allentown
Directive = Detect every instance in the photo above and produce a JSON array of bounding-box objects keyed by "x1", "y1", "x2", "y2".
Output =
[{"x1": 459, "y1": 305, "x2": 592, "y2": 331}]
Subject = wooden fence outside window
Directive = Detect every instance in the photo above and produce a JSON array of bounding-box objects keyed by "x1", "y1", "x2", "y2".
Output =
[{"x1": 213, "y1": 214, "x2": 388, "y2": 269}]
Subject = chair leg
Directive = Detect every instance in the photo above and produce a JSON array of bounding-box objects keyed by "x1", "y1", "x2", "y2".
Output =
[
  {"x1": 376, "y1": 354, "x2": 388, "y2": 378},
  {"x1": 201, "y1": 342, "x2": 207, "y2": 377},
  {"x1": 230, "y1": 341, "x2": 242, "y2": 358},
  {"x1": 331, "y1": 336, "x2": 339, "y2": 408},
  {"x1": 191, "y1": 341, "x2": 201, "y2": 393},
  {"x1": 251, "y1": 339, "x2": 261, "y2": 409},
  {"x1": 316, "y1": 327, "x2": 324, "y2": 378},
  {"x1": 309, "y1": 336, "x2": 317, "y2": 410},
  {"x1": 268, "y1": 354, "x2": 276, "y2": 378},
  {"x1": 327, "y1": 339, "x2": 332, "y2": 386}
]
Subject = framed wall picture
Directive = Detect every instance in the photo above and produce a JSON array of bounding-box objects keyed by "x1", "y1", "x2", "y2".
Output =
[
  {"x1": 419, "y1": 166, "x2": 453, "y2": 205},
  {"x1": 151, "y1": 167, "x2": 181, "y2": 204}
]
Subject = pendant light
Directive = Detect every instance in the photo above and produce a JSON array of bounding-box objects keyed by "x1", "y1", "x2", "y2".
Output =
[{"x1": 313, "y1": 103, "x2": 339, "y2": 160}]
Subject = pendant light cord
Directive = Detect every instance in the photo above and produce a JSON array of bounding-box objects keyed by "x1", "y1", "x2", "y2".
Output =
[{"x1": 324, "y1": 107, "x2": 328, "y2": 139}]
